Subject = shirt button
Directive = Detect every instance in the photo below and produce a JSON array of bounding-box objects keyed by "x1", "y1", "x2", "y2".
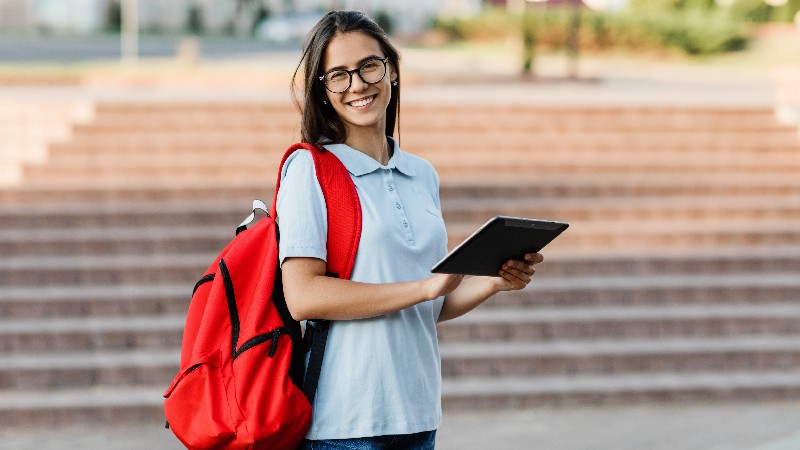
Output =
[
  {"x1": 383, "y1": 169, "x2": 391, "y2": 174},
  {"x1": 395, "y1": 202, "x2": 401, "y2": 209},
  {"x1": 388, "y1": 185, "x2": 394, "y2": 192},
  {"x1": 403, "y1": 221, "x2": 409, "y2": 228}
]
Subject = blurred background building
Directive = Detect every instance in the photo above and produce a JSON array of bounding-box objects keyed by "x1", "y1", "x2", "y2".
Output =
[{"x1": 0, "y1": 0, "x2": 486, "y2": 35}]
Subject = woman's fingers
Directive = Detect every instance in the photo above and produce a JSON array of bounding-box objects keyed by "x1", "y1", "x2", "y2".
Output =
[
  {"x1": 497, "y1": 253, "x2": 544, "y2": 290},
  {"x1": 524, "y1": 253, "x2": 544, "y2": 264}
]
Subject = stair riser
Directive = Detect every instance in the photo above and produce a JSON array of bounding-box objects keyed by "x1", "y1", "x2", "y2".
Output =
[
  {"x1": 4, "y1": 350, "x2": 800, "y2": 391},
  {"x1": 2, "y1": 404, "x2": 165, "y2": 428},
  {"x1": 0, "y1": 266, "x2": 204, "y2": 287},
  {"x1": 3, "y1": 385, "x2": 798, "y2": 428},
  {"x1": 3, "y1": 316, "x2": 798, "y2": 355},
  {"x1": 438, "y1": 317, "x2": 800, "y2": 342},
  {"x1": 445, "y1": 206, "x2": 800, "y2": 224},
  {"x1": 0, "y1": 329, "x2": 181, "y2": 354},
  {"x1": 0, "y1": 365, "x2": 175, "y2": 391},
  {"x1": 0, "y1": 237, "x2": 227, "y2": 257},
  {"x1": 3, "y1": 183, "x2": 799, "y2": 204},
  {"x1": 3, "y1": 202, "x2": 799, "y2": 231},
  {"x1": 52, "y1": 134, "x2": 800, "y2": 153},
  {"x1": 22, "y1": 165, "x2": 800, "y2": 182},
  {"x1": 0, "y1": 296, "x2": 190, "y2": 319},
  {"x1": 441, "y1": 351, "x2": 800, "y2": 377},
  {"x1": 2, "y1": 285, "x2": 797, "y2": 319},
  {"x1": 492, "y1": 286, "x2": 800, "y2": 308},
  {"x1": 441, "y1": 386, "x2": 800, "y2": 410},
  {"x1": 83, "y1": 111, "x2": 785, "y2": 132},
  {"x1": 6, "y1": 251, "x2": 800, "y2": 289}
]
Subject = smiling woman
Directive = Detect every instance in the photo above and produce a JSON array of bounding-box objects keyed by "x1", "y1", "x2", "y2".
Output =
[{"x1": 281, "y1": 10, "x2": 544, "y2": 450}]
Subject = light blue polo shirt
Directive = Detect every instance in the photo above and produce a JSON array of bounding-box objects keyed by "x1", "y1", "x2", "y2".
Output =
[{"x1": 276, "y1": 139, "x2": 448, "y2": 440}]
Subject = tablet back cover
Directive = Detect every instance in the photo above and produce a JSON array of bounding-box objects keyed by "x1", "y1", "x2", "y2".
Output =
[{"x1": 432, "y1": 217, "x2": 568, "y2": 276}]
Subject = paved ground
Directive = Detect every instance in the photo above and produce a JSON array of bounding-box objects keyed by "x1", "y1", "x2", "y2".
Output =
[{"x1": 2, "y1": 401, "x2": 800, "y2": 449}]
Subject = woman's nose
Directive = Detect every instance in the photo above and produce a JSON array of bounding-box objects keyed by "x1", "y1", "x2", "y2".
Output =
[{"x1": 349, "y1": 72, "x2": 369, "y2": 92}]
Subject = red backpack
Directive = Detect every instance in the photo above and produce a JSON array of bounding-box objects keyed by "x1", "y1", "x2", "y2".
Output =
[{"x1": 164, "y1": 143, "x2": 361, "y2": 450}]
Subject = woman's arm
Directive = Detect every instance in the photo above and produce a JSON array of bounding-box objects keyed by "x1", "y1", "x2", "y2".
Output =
[
  {"x1": 282, "y1": 257, "x2": 464, "y2": 321},
  {"x1": 438, "y1": 252, "x2": 544, "y2": 322}
]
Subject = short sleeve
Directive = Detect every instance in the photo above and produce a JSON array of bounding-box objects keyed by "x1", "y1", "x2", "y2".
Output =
[{"x1": 277, "y1": 150, "x2": 328, "y2": 265}]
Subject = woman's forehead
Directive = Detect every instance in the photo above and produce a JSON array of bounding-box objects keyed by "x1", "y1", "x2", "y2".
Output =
[{"x1": 323, "y1": 31, "x2": 384, "y2": 70}]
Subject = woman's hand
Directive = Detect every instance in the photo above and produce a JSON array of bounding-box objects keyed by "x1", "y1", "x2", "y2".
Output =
[{"x1": 491, "y1": 252, "x2": 544, "y2": 292}]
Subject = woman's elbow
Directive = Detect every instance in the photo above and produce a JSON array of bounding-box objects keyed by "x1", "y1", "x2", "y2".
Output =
[
  {"x1": 283, "y1": 289, "x2": 312, "y2": 321},
  {"x1": 281, "y1": 257, "x2": 327, "y2": 321}
]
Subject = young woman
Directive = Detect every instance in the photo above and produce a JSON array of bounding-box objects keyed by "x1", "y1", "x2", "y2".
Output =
[{"x1": 278, "y1": 10, "x2": 544, "y2": 450}]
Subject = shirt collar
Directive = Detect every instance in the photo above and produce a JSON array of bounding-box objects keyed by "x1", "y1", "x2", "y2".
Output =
[{"x1": 324, "y1": 137, "x2": 417, "y2": 177}]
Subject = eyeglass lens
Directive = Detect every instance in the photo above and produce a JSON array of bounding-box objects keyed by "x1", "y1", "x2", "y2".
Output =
[{"x1": 324, "y1": 58, "x2": 386, "y2": 93}]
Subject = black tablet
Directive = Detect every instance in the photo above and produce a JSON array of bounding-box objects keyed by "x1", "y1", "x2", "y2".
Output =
[{"x1": 431, "y1": 216, "x2": 569, "y2": 276}]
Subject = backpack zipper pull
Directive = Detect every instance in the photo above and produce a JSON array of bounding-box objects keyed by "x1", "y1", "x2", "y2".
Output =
[{"x1": 268, "y1": 329, "x2": 282, "y2": 357}]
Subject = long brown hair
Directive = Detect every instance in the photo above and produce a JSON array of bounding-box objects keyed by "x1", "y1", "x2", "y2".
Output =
[{"x1": 291, "y1": 10, "x2": 400, "y2": 146}]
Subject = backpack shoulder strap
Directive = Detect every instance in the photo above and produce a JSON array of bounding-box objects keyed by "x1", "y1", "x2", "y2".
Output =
[
  {"x1": 272, "y1": 142, "x2": 362, "y2": 405},
  {"x1": 272, "y1": 142, "x2": 362, "y2": 279}
]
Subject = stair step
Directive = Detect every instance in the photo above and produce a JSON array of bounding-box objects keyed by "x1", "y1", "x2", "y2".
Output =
[
  {"x1": 0, "y1": 386, "x2": 165, "y2": 427},
  {"x1": 0, "y1": 272, "x2": 797, "y2": 320},
  {"x1": 438, "y1": 304, "x2": 800, "y2": 342},
  {"x1": 3, "y1": 174, "x2": 799, "y2": 203},
  {"x1": 1, "y1": 244, "x2": 798, "y2": 285},
  {"x1": 0, "y1": 316, "x2": 184, "y2": 353},
  {"x1": 439, "y1": 337, "x2": 800, "y2": 377},
  {"x1": 24, "y1": 161, "x2": 800, "y2": 181},
  {"x1": 0, "y1": 350, "x2": 178, "y2": 390},
  {"x1": 448, "y1": 219, "x2": 800, "y2": 250},
  {"x1": 441, "y1": 371, "x2": 800, "y2": 408},
  {"x1": 0, "y1": 285, "x2": 189, "y2": 319},
  {"x1": 0, "y1": 225, "x2": 231, "y2": 256},
  {"x1": 495, "y1": 272, "x2": 800, "y2": 308},
  {"x1": 1, "y1": 195, "x2": 797, "y2": 231}
]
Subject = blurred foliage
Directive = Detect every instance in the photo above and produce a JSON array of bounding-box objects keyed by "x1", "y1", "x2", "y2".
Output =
[
  {"x1": 375, "y1": 10, "x2": 395, "y2": 35},
  {"x1": 186, "y1": 3, "x2": 205, "y2": 35},
  {"x1": 433, "y1": 5, "x2": 753, "y2": 56},
  {"x1": 106, "y1": 0, "x2": 121, "y2": 32}
]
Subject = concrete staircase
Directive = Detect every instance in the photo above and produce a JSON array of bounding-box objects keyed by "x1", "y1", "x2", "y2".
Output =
[{"x1": 1, "y1": 99, "x2": 799, "y2": 426}]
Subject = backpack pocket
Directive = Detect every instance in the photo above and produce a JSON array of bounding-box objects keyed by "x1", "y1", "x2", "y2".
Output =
[{"x1": 164, "y1": 348, "x2": 237, "y2": 450}]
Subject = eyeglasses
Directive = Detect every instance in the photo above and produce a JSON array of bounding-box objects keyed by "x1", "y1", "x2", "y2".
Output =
[{"x1": 319, "y1": 57, "x2": 389, "y2": 94}]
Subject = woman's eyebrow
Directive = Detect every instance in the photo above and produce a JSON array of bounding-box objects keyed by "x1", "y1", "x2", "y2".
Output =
[{"x1": 325, "y1": 54, "x2": 384, "y2": 72}]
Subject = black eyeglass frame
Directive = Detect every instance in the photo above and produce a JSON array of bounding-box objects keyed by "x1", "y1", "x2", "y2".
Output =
[{"x1": 319, "y1": 57, "x2": 390, "y2": 94}]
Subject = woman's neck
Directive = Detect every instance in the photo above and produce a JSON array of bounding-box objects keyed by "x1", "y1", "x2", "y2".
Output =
[{"x1": 344, "y1": 132, "x2": 391, "y2": 166}]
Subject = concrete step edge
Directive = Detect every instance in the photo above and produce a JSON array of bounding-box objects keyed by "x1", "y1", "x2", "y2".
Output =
[
  {"x1": 0, "y1": 350, "x2": 178, "y2": 370},
  {"x1": 439, "y1": 336, "x2": 800, "y2": 358},
  {"x1": 450, "y1": 303, "x2": 800, "y2": 324},
  {"x1": 0, "y1": 315, "x2": 185, "y2": 334},
  {"x1": 441, "y1": 371, "x2": 800, "y2": 395},
  {"x1": 0, "y1": 386, "x2": 165, "y2": 409}
]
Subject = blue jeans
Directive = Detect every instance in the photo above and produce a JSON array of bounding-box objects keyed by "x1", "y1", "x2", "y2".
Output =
[{"x1": 298, "y1": 430, "x2": 436, "y2": 450}]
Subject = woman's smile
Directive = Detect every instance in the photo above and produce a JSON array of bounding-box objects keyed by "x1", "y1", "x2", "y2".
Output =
[{"x1": 347, "y1": 95, "x2": 376, "y2": 109}]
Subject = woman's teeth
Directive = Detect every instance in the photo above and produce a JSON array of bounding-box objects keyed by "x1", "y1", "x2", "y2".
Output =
[{"x1": 350, "y1": 96, "x2": 374, "y2": 107}]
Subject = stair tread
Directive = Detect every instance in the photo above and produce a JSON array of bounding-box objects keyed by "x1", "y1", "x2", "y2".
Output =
[
  {"x1": 0, "y1": 386, "x2": 164, "y2": 409},
  {"x1": 0, "y1": 315, "x2": 185, "y2": 333},
  {"x1": 454, "y1": 303, "x2": 800, "y2": 323},
  {"x1": 0, "y1": 349, "x2": 178, "y2": 369},
  {"x1": 442, "y1": 370, "x2": 800, "y2": 395},
  {"x1": 440, "y1": 336, "x2": 800, "y2": 357}
]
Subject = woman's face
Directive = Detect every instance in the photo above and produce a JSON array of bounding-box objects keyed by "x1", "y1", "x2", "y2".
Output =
[{"x1": 321, "y1": 31, "x2": 396, "y2": 138}]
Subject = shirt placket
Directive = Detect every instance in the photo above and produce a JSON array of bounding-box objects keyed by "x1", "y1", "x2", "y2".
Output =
[{"x1": 382, "y1": 168, "x2": 415, "y2": 246}]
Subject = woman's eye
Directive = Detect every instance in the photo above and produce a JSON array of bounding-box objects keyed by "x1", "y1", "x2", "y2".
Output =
[
  {"x1": 361, "y1": 61, "x2": 379, "y2": 71},
  {"x1": 328, "y1": 71, "x2": 347, "y2": 81}
]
